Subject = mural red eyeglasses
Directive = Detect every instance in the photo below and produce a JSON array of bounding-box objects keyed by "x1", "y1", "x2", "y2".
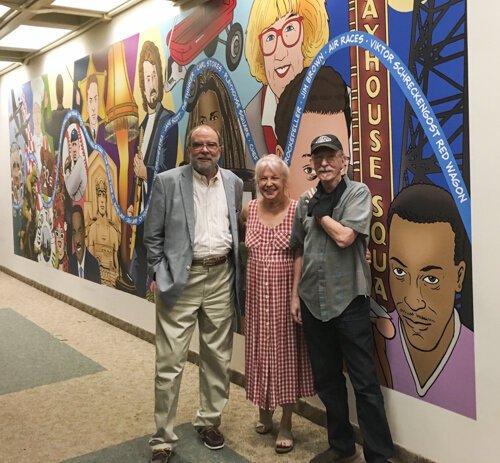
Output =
[{"x1": 259, "y1": 17, "x2": 303, "y2": 57}]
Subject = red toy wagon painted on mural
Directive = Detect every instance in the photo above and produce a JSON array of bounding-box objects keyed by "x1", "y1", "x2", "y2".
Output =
[{"x1": 165, "y1": 0, "x2": 243, "y2": 93}]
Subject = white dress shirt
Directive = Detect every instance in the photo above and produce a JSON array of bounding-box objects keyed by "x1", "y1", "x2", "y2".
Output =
[{"x1": 192, "y1": 167, "x2": 232, "y2": 258}]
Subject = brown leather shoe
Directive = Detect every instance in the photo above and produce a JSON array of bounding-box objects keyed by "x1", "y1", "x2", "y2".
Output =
[
  {"x1": 151, "y1": 448, "x2": 172, "y2": 463},
  {"x1": 197, "y1": 426, "x2": 225, "y2": 450}
]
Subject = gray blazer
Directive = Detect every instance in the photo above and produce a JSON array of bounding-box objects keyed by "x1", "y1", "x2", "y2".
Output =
[{"x1": 144, "y1": 164, "x2": 243, "y2": 309}]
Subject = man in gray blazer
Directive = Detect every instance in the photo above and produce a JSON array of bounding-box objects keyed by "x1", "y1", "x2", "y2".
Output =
[{"x1": 144, "y1": 125, "x2": 243, "y2": 463}]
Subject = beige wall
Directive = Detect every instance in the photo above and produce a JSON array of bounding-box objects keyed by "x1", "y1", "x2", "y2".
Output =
[{"x1": 1, "y1": 1, "x2": 499, "y2": 462}]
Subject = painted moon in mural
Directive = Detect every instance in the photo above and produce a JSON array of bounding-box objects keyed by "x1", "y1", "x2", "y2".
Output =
[{"x1": 388, "y1": 0, "x2": 427, "y2": 13}]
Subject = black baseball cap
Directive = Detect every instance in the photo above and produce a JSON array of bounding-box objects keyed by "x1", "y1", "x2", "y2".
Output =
[{"x1": 310, "y1": 134, "x2": 343, "y2": 154}]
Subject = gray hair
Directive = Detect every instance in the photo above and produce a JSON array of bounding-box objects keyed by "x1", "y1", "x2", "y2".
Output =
[{"x1": 254, "y1": 154, "x2": 289, "y2": 188}]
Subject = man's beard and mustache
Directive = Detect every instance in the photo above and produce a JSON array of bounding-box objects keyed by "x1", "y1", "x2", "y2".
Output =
[
  {"x1": 192, "y1": 154, "x2": 218, "y2": 177},
  {"x1": 75, "y1": 240, "x2": 84, "y2": 262},
  {"x1": 147, "y1": 88, "x2": 158, "y2": 110}
]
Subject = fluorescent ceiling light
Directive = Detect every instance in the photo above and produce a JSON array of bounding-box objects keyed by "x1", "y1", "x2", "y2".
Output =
[
  {"x1": 0, "y1": 5, "x2": 10, "y2": 17},
  {"x1": 52, "y1": 0, "x2": 129, "y2": 13},
  {"x1": 0, "y1": 25, "x2": 71, "y2": 50},
  {"x1": 0, "y1": 61, "x2": 14, "y2": 71}
]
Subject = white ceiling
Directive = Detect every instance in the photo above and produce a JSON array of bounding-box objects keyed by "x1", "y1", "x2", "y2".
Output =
[{"x1": 0, "y1": 0, "x2": 143, "y2": 72}]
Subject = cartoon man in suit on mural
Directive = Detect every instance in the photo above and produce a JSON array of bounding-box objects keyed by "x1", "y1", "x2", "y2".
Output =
[
  {"x1": 68, "y1": 204, "x2": 101, "y2": 284},
  {"x1": 128, "y1": 40, "x2": 179, "y2": 298}
]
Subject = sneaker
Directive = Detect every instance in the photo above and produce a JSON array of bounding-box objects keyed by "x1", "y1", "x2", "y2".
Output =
[
  {"x1": 310, "y1": 447, "x2": 359, "y2": 463},
  {"x1": 198, "y1": 426, "x2": 225, "y2": 450},
  {"x1": 151, "y1": 448, "x2": 172, "y2": 463}
]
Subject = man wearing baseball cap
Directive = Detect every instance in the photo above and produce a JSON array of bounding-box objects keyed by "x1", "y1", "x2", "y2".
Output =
[{"x1": 290, "y1": 134, "x2": 393, "y2": 463}]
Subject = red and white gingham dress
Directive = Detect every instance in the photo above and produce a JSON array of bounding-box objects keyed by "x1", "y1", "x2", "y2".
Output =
[{"x1": 244, "y1": 199, "x2": 315, "y2": 410}]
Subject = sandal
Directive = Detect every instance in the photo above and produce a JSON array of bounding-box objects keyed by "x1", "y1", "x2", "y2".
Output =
[
  {"x1": 255, "y1": 409, "x2": 273, "y2": 434},
  {"x1": 275, "y1": 428, "x2": 294, "y2": 454},
  {"x1": 255, "y1": 420, "x2": 273, "y2": 434}
]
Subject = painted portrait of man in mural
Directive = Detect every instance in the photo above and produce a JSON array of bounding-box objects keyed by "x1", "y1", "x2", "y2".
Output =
[
  {"x1": 245, "y1": 0, "x2": 328, "y2": 158},
  {"x1": 275, "y1": 66, "x2": 351, "y2": 199},
  {"x1": 128, "y1": 40, "x2": 179, "y2": 298},
  {"x1": 77, "y1": 57, "x2": 107, "y2": 145},
  {"x1": 85, "y1": 74, "x2": 100, "y2": 142},
  {"x1": 62, "y1": 124, "x2": 88, "y2": 202},
  {"x1": 184, "y1": 70, "x2": 253, "y2": 189},
  {"x1": 68, "y1": 204, "x2": 101, "y2": 284},
  {"x1": 387, "y1": 183, "x2": 475, "y2": 418}
]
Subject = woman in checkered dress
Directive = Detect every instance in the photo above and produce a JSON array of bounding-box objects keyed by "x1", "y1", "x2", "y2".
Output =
[{"x1": 241, "y1": 155, "x2": 314, "y2": 454}]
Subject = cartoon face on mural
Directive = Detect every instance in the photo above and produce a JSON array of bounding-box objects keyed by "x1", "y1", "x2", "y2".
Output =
[
  {"x1": 275, "y1": 66, "x2": 351, "y2": 199},
  {"x1": 184, "y1": 70, "x2": 247, "y2": 176},
  {"x1": 139, "y1": 40, "x2": 164, "y2": 114},
  {"x1": 86, "y1": 76, "x2": 99, "y2": 131},
  {"x1": 389, "y1": 216, "x2": 465, "y2": 353},
  {"x1": 143, "y1": 60, "x2": 159, "y2": 110},
  {"x1": 197, "y1": 90, "x2": 223, "y2": 134},
  {"x1": 246, "y1": 0, "x2": 328, "y2": 94},
  {"x1": 388, "y1": 184, "x2": 467, "y2": 356},
  {"x1": 97, "y1": 179, "x2": 107, "y2": 216},
  {"x1": 54, "y1": 222, "x2": 66, "y2": 261},
  {"x1": 245, "y1": 0, "x2": 329, "y2": 156},
  {"x1": 71, "y1": 206, "x2": 85, "y2": 264},
  {"x1": 260, "y1": 14, "x2": 305, "y2": 99}
]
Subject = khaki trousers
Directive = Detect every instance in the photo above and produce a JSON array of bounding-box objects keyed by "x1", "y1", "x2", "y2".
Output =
[{"x1": 149, "y1": 261, "x2": 235, "y2": 451}]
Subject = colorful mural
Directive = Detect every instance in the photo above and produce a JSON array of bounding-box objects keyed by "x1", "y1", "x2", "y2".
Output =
[{"x1": 7, "y1": 0, "x2": 473, "y2": 418}]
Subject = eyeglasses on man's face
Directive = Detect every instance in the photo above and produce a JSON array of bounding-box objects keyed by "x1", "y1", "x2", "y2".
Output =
[
  {"x1": 259, "y1": 16, "x2": 303, "y2": 57},
  {"x1": 191, "y1": 142, "x2": 220, "y2": 152}
]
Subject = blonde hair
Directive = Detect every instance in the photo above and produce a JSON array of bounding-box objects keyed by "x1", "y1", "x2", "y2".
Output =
[
  {"x1": 254, "y1": 154, "x2": 290, "y2": 189},
  {"x1": 245, "y1": 0, "x2": 329, "y2": 85}
]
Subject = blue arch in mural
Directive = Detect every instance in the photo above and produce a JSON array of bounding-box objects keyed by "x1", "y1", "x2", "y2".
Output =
[{"x1": 282, "y1": 31, "x2": 471, "y2": 240}]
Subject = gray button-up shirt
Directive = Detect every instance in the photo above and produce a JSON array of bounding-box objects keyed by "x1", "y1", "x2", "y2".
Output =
[{"x1": 290, "y1": 177, "x2": 372, "y2": 321}]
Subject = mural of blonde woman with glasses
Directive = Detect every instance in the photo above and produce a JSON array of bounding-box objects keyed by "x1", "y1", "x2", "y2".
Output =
[{"x1": 244, "y1": 0, "x2": 329, "y2": 158}]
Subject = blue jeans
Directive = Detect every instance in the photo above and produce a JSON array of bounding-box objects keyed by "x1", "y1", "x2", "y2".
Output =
[{"x1": 301, "y1": 296, "x2": 393, "y2": 463}]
